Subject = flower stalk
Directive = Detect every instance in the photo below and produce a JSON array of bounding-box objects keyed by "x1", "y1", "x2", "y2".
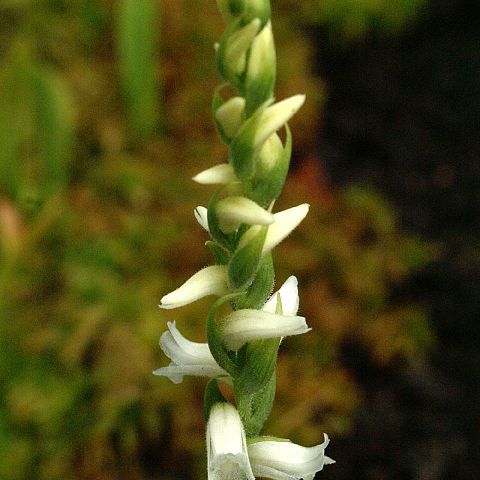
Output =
[{"x1": 155, "y1": 1, "x2": 334, "y2": 477}]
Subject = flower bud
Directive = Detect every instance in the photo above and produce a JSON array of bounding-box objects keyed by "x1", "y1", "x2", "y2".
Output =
[
  {"x1": 215, "y1": 96, "x2": 246, "y2": 140},
  {"x1": 216, "y1": 196, "x2": 274, "y2": 233},
  {"x1": 245, "y1": 21, "x2": 276, "y2": 114},
  {"x1": 218, "y1": 18, "x2": 261, "y2": 81},
  {"x1": 193, "y1": 164, "x2": 238, "y2": 185},
  {"x1": 159, "y1": 266, "x2": 229, "y2": 309}
]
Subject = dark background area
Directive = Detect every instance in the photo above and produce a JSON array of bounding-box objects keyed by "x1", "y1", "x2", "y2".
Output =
[{"x1": 316, "y1": 0, "x2": 480, "y2": 478}]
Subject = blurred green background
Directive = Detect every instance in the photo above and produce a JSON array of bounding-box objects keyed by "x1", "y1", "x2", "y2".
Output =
[{"x1": 0, "y1": 1, "x2": 478, "y2": 479}]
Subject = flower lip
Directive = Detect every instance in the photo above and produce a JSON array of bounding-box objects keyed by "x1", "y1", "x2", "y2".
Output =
[
  {"x1": 153, "y1": 321, "x2": 229, "y2": 384},
  {"x1": 248, "y1": 434, "x2": 335, "y2": 480}
]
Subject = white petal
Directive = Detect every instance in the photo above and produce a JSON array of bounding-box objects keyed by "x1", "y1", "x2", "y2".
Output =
[
  {"x1": 194, "y1": 206, "x2": 210, "y2": 232},
  {"x1": 220, "y1": 309, "x2": 310, "y2": 350},
  {"x1": 217, "y1": 196, "x2": 274, "y2": 233},
  {"x1": 193, "y1": 164, "x2": 238, "y2": 185},
  {"x1": 155, "y1": 322, "x2": 229, "y2": 384},
  {"x1": 238, "y1": 204, "x2": 309, "y2": 255},
  {"x1": 207, "y1": 404, "x2": 255, "y2": 480},
  {"x1": 263, "y1": 204, "x2": 309, "y2": 255},
  {"x1": 160, "y1": 266, "x2": 228, "y2": 309},
  {"x1": 215, "y1": 97, "x2": 246, "y2": 139},
  {"x1": 254, "y1": 95, "x2": 305, "y2": 149},
  {"x1": 248, "y1": 435, "x2": 334, "y2": 479},
  {"x1": 262, "y1": 276, "x2": 299, "y2": 316},
  {"x1": 160, "y1": 321, "x2": 218, "y2": 365}
]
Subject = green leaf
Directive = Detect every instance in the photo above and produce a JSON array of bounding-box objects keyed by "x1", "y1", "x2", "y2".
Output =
[
  {"x1": 228, "y1": 226, "x2": 267, "y2": 291},
  {"x1": 235, "y1": 337, "x2": 280, "y2": 394},
  {"x1": 229, "y1": 99, "x2": 272, "y2": 180},
  {"x1": 212, "y1": 84, "x2": 231, "y2": 145},
  {"x1": 236, "y1": 371, "x2": 276, "y2": 436},
  {"x1": 206, "y1": 241, "x2": 231, "y2": 265},
  {"x1": 116, "y1": 0, "x2": 161, "y2": 139},
  {"x1": 207, "y1": 190, "x2": 236, "y2": 249},
  {"x1": 233, "y1": 253, "x2": 274, "y2": 310},
  {"x1": 207, "y1": 295, "x2": 243, "y2": 377}
]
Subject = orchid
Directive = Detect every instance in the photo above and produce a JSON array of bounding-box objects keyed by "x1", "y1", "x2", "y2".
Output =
[{"x1": 155, "y1": 1, "x2": 334, "y2": 477}]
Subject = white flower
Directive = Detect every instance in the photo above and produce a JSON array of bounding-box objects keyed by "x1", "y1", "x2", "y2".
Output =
[
  {"x1": 254, "y1": 95, "x2": 305, "y2": 150},
  {"x1": 248, "y1": 434, "x2": 335, "y2": 480},
  {"x1": 217, "y1": 196, "x2": 274, "y2": 233},
  {"x1": 239, "y1": 204, "x2": 310, "y2": 256},
  {"x1": 207, "y1": 403, "x2": 255, "y2": 480},
  {"x1": 215, "y1": 97, "x2": 246, "y2": 139},
  {"x1": 153, "y1": 321, "x2": 229, "y2": 384},
  {"x1": 193, "y1": 163, "x2": 238, "y2": 185},
  {"x1": 220, "y1": 309, "x2": 309, "y2": 351},
  {"x1": 160, "y1": 266, "x2": 229, "y2": 310}
]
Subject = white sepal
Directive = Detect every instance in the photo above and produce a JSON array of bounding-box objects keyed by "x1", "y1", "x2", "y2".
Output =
[
  {"x1": 215, "y1": 97, "x2": 246, "y2": 139},
  {"x1": 193, "y1": 163, "x2": 238, "y2": 185},
  {"x1": 254, "y1": 94, "x2": 305, "y2": 150},
  {"x1": 194, "y1": 206, "x2": 210, "y2": 232},
  {"x1": 262, "y1": 275, "x2": 299, "y2": 316},
  {"x1": 207, "y1": 403, "x2": 255, "y2": 480},
  {"x1": 220, "y1": 309, "x2": 310, "y2": 350},
  {"x1": 153, "y1": 321, "x2": 228, "y2": 384},
  {"x1": 263, "y1": 203, "x2": 309, "y2": 254},
  {"x1": 239, "y1": 204, "x2": 310, "y2": 255},
  {"x1": 217, "y1": 196, "x2": 274, "y2": 233},
  {"x1": 159, "y1": 266, "x2": 229, "y2": 310},
  {"x1": 248, "y1": 434, "x2": 335, "y2": 480}
]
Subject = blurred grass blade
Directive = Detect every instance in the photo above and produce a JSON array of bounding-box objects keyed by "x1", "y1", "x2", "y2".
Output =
[
  {"x1": 0, "y1": 46, "x2": 32, "y2": 200},
  {"x1": 116, "y1": 0, "x2": 161, "y2": 139},
  {"x1": 31, "y1": 66, "x2": 74, "y2": 197}
]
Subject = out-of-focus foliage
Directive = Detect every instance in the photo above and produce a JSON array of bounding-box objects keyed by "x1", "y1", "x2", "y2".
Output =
[
  {"x1": 0, "y1": 1, "x2": 431, "y2": 479},
  {"x1": 286, "y1": 0, "x2": 426, "y2": 40}
]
